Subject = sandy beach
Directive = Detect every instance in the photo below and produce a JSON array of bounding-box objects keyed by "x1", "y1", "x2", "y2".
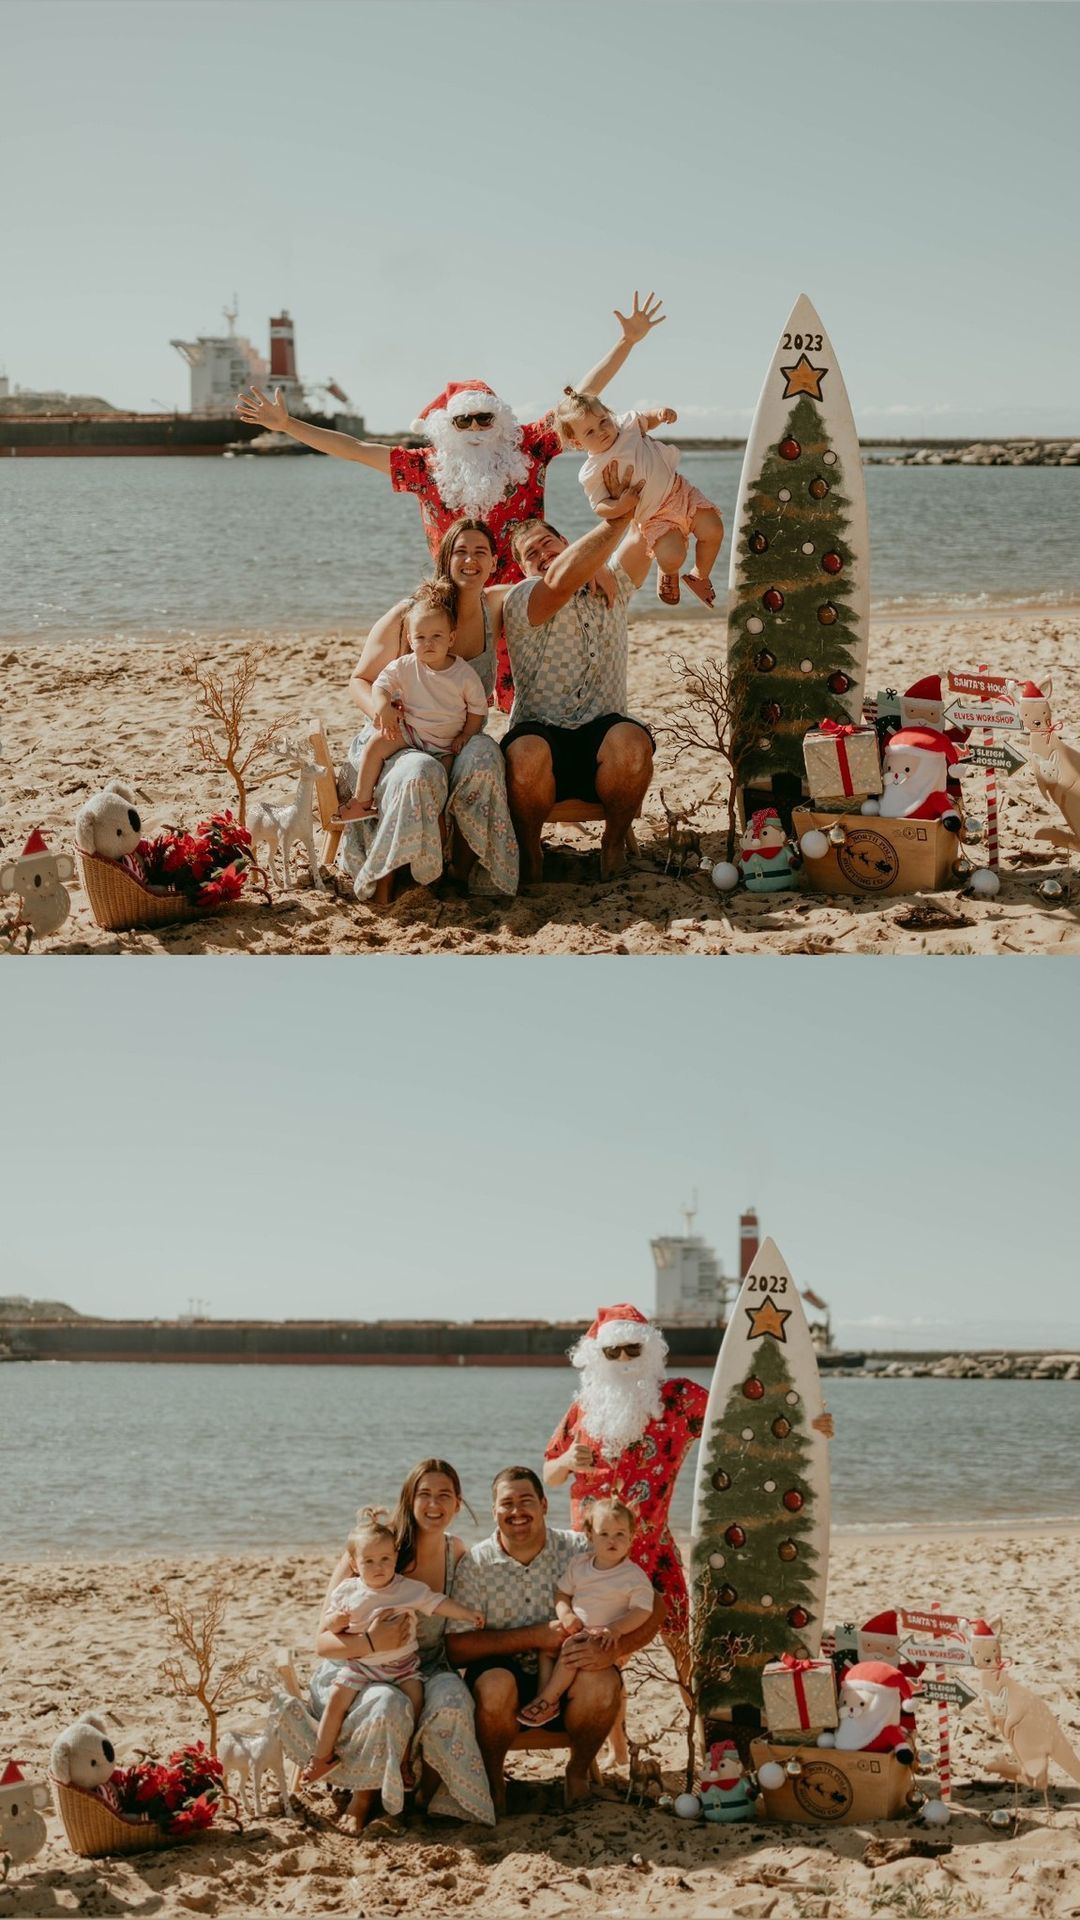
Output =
[
  {"x1": 2, "y1": 1528, "x2": 1078, "y2": 1917},
  {"x1": 4, "y1": 609, "x2": 1078, "y2": 955}
]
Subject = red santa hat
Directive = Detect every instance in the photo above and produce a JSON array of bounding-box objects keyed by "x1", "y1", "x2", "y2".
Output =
[
  {"x1": 702, "y1": 1739, "x2": 741, "y2": 1782},
  {"x1": 1017, "y1": 681, "x2": 1046, "y2": 700},
  {"x1": 887, "y1": 725, "x2": 960, "y2": 767},
  {"x1": 584, "y1": 1303, "x2": 651, "y2": 1343},
  {"x1": 904, "y1": 675, "x2": 943, "y2": 704},
  {"x1": 21, "y1": 829, "x2": 48, "y2": 856},
  {"x1": 843, "y1": 1660, "x2": 914, "y2": 1706},
  {"x1": 411, "y1": 380, "x2": 498, "y2": 435},
  {"x1": 0, "y1": 1761, "x2": 25, "y2": 1785}
]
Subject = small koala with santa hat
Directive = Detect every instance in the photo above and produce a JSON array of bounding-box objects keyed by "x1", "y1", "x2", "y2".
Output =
[
  {"x1": 834, "y1": 1661, "x2": 915, "y2": 1761},
  {"x1": 0, "y1": 830, "x2": 75, "y2": 944}
]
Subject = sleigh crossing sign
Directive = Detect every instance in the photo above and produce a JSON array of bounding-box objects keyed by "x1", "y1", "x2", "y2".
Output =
[{"x1": 920, "y1": 1675, "x2": 979, "y2": 1713}]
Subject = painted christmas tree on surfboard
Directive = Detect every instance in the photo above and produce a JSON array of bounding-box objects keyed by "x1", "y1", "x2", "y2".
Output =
[
  {"x1": 727, "y1": 295, "x2": 870, "y2": 827},
  {"x1": 690, "y1": 1236, "x2": 831, "y2": 1737}
]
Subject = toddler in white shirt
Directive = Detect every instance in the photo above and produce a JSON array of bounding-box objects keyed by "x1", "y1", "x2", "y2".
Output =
[
  {"x1": 305, "y1": 1506, "x2": 482, "y2": 1782},
  {"x1": 517, "y1": 1497, "x2": 655, "y2": 1728},
  {"x1": 334, "y1": 580, "x2": 488, "y2": 823},
  {"x1": 555, "y1": 386, "x2": 724, "y2": 609}
]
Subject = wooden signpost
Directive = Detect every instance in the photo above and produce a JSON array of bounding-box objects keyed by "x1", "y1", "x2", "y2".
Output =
[{"x1": 946, "y1": 668, "x2": 1022, "y2": 872}]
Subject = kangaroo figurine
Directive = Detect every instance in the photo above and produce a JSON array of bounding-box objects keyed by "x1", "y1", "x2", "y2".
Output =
[
  {"x1": 1009, "y1": 678, "x2": 1080, "y2": 855},
  {"x1": 967, "y1": 1617, "x2": 1080, "y2": 1806}
]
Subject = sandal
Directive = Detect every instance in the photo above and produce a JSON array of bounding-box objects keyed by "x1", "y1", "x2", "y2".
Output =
[
  {"x1": 303, "y1": 1752, "x2": 340, "y2": 1783},
  {"x1": 518, "y1": 1697, "x2": 560, "y2": 1729},
  {"x1": 681, "y1": 572, "x2": 716, "y2": 608},
  {"x1": 657, "y1": 573, "x2": 681, "y2": 606}
]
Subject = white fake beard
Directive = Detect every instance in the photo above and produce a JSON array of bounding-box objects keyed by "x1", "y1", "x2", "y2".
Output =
[
  {"x1": 576, "y1": 1352, "x2": 665, "y2": 1453},
  {"x1": 427, "y1": 411, "x2": 531, "y2": 517},
  {"x1": 835, "y1": 1687, "x2": 895, "y2": 1751},
  {"x1": 880, "y1": 749, "x2": 946, "y2": 818}
]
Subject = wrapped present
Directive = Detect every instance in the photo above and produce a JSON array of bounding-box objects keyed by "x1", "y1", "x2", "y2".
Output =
[
  {"x1": 761, "y1": 1654, "x2": 838, "y2": 1736},
  {"x1": 802, "y1": 721, "x2": 882, "y2": 803}
]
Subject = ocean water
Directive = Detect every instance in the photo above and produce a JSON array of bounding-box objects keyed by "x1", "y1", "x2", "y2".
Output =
[
  {"x1": 2, "y1": 1363, "x2": 1077, "y2": 1561},
  {"x1": 2, "y1": 453, "x2": 1078, "y2": 643}
]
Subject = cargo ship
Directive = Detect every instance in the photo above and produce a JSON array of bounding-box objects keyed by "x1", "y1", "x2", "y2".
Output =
[
  {"x1": 0, "y1": 304, "x2": 364, "y2": 457},
  {"x1": 0, "y1": 1208, "x2": 860, "y2": 1368}
]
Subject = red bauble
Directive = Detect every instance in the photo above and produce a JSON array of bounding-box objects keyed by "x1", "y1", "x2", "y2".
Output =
[
  {"x1": 718, "y1": 1585, "x2": 738, "y2": 1606},
  {"x1": 808, "y1": 477, "x2": 829, "y2": 500},
  {"x1": 724, "y1": 1524, "x2": 747, "y2": 1549},
  {"x1": 771, "y1": 1417, "x2": 792, "y2": 1439},
  {"x1": 828, "y1": 671, "x2": 851, "y2": 695},
  {"x1": 756, "y1": 649, "x2": 777, "y2": 673},
  {"x1": 760, "y1": 701, "x2": 783, "y2": 726},
  {"x1": 762, "y1": 588, "x2": 785, "y2": 612},
  {"x1": 822, "y1": 551, "x2": 843, "y2": 574},
  {"x1": 749, "y1": 531, "x2": 769, "y2": 554},
  {"x1": 782, "y1": 1489, "x2": 804, "y2": 1512},
  {"x1": 743, "y1": 1376, "x2": 765, "y2": 1400},
  {"x1": 778, "y1": 1539, "x2": 799, "y2": 1562},
  {"x1": 817, "y1": 602, "x2": 838, "y2": 626},
  {"x1": 711, "y1": 1469, "x2": 731, "y2": 1492},
  {"x1": 787, "y1": 1605, "x2": 810, "y2": 1629},
  {"x1": 779, "y1": 437, "x2": 801, "y2": 462}
]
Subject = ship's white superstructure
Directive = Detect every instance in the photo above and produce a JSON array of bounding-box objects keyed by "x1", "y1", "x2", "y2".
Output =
[
  {"x1": 651, "y1": 1198, "x2": 736, "y2": 1324},
  {"x1": 171, "y1": 301, "x2": 281, "y2": 415}
]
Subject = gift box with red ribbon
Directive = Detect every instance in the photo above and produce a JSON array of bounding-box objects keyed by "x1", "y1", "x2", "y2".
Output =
[
  {"x1": 761, "y1": 1654, "x2": 839, "y2": 1736},
  {"x1": 802, "y1": 720, "x2": 882, "y2": 804}
]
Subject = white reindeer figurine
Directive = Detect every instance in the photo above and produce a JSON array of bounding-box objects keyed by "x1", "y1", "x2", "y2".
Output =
[
  {"x1": 219, "y1": 1721, "x2": 294, "y2": 1820},
  {"x1": 248, "y1": 735, "x2": 327, "y2": 893}
]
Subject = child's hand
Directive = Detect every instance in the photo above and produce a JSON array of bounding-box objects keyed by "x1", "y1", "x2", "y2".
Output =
[
  {"x1": 812, "y1": 1410, "x2": 835, "y2": 1438},
  {"x1": 466, "y1": 1609, "x2": 484, "y2": 1629},
  {"x1": 449, "y1": 731, "x2": 466, "y2": 756},
  {"x1": 560, "y1": 1612, "x2": 586, "y2": 1638},
  {"x1": 614, "y1": 291, "x2": 666, "y2": 344},
  {"x1": 376, "y1": 703, "x2": 404, "y2": 747},
  {"x1": 657, "y1": 407, "x2": 677, "y2": 426},
  {"x1": 589, "y1": 1627, "x2": 616, "y2": 1650}
]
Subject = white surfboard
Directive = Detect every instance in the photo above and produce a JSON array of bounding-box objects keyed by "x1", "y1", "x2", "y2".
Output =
[
  {"x1": 727, "y1": 295, "x2": 870, "y2": 820},
  {"x1": 690, "y1": 1236, "x2": 831, "y2": 1727}
]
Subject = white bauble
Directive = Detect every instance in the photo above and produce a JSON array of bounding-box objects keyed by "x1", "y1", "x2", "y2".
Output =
[
  {"x1": 711, "y1": 861, "x2": 740, "y2": 893},
  {"x1": 816, "y1": 1730, "x2": 836, "y2": 1748},
  {"x1": 921, "y1": 1799, "x2": 951, "y2": 1827},
  {"x1": 800, "y1": 830, "x2": 829, "y2": 860},
  {"x1": 756, "y1": 1762, "x2": 786, "y2": 1792},
  {"x1": 673, "y1": 1791, "x2": 701, "y2": 1819},
  {"x1": 970, "y1": 868, "x2": 1001, "y2": 898},
  {"x1": 860, "y1": 798, "x2": 880, "y2": 815}
]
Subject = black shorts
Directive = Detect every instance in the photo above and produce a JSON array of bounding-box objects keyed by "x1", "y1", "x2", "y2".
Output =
[
  {"x1": 462, "y1": 1655, "x2": 566, "y2": 1731},
  {"x1": 502, "y1": 713, "x2": 654, "y2": 806}
]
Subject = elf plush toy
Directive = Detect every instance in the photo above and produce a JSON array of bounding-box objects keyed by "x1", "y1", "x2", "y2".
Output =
[
  {"x1": 699, "y1": 1740, "x2": 757, "y2": 1822},
  {"x1": 834, "y1": 1661, "x2": 915, "y2": 1761},
  {"x1": 737, "y1": 808, "x2": 800, "y2": 892}
]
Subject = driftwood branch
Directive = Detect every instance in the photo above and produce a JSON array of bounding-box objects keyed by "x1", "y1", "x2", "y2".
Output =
[
  {"x1": 662, "y1": 654, "x2": 755, "y2": 860},
  {"x1": 181, "y1": 647, "x2": 282, "y2": 830},
  {"x1": 151, "y1": 1574, "x2": 259, "y2": 1754}
]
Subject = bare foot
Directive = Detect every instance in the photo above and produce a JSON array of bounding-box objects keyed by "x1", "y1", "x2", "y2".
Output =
[
  {"x1": 563, "y1": 1767, "x2": 594, "y2": 1809},
  {"x1": 332, "y1": 796, "x2": 378, "y2": 826},
  {"x1": 599, "y1": 837, "x2": 628, "y2": 879},
  {"x1": 681, "y1": 571, "x2": 716, "y2": 608},
  {"x1": 657, "y1": 572, "x2": 681, "y2": 605},
  {"x1": 303, "y1": 1752, "x2": 339, "y2": 1783}
]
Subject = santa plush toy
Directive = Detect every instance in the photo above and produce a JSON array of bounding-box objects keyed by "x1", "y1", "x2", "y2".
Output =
[
  {"x1": 874, "y1": 727, "x2": 962, "y2": 827},
  {"x1": 544, "y1": 1303, "x2": 708, "y2": 1669},
  {"x1": 834, "y1": 1661, "x2": 915, "y2": 1760}
]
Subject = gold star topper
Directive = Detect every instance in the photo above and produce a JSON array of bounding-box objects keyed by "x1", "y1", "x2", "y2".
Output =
[
  {"x1": 780, "y1": 353, "x2": 828, "y2": 401},
  {"x1": 745, "y1": 1298, "x2": 791, "y2": 1342}
]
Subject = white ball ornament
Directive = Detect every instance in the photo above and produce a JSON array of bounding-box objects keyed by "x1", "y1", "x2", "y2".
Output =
[
  {"x1": 921, "y1": 1799, "x2": 951, "y2": 1827},
  {"x1": 756, "y1": 1762, "x2": 786, "y2": 1792},
  {"x1": 711, "y1": 861, "x2": 740, "y2": 893},
  {"x1": 970, "y1": 868, "x2": 1000, "y2": 898},
  {"x1": 674, "y1": 1792, "x2": 702, "y2": 1820},
  {"x1": 816, "y1": 1730, "x2": 836, "y2": 1748},
  {"x1": 860, "y1": 798, "x2": 880, "y2": 816},
  {"x1": 800, "y1": 830, "x2": 829, "y2": 861}
]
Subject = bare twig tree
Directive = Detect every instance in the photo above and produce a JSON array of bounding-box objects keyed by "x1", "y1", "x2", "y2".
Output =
[
  {"x1": 181, "y1": 647, "x2": 282, "y2": 830},
  {"x1": 151, "y1": 1574, "x2": 259, "y2": 1754},
  {"x1": 662, "y1": 654, "x2": 755, "y2": 860}
]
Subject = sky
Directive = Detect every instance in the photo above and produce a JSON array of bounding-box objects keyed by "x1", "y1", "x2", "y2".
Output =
[
  {"x1": 4, "y1": 0, "x2": 1079, "y2": 437},
  {"x1": 4, "y1": 958, "x2": 1077, "y2": 1349}
]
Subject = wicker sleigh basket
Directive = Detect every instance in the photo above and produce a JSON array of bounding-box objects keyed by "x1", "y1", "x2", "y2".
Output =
[
  {"x1": 51, "y1": 1777, "x2": 170, "y2": 1858},
  {"x1": 76, "y1": 850, "x2": 199, "y2": 933}
]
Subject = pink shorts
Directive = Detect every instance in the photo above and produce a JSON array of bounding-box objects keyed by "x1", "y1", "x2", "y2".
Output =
[{"x1": 639, "y1": 476, "x2": 715, "y2": 555}]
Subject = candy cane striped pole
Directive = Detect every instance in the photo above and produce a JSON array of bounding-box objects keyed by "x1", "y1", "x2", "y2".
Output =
[
  {"x1": 978, "y1": 663, "x2": 1000, "y2": 871},
  {"x1": 931, "y1": 1601, "x2": 951, "y2": 1800}
]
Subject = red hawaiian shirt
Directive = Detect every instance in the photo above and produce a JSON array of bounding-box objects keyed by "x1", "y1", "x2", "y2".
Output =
[
  {"x1": 390, "y1": 418, "x2": 563, "y2": 710},
  {"x1": 545, "y1": 1376, "x2": 709, "y2": 1636}
]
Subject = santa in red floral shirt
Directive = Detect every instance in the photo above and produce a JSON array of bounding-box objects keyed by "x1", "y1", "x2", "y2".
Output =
[
  {"x1": 544, "y1": 1303, "x2": 707, "y2": 1674},
  {"x1": 236, "y1": 293, "x2": 665, "y2": 708}
]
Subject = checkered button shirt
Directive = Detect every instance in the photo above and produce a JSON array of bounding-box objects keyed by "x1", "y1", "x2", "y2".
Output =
[
  {"x1": 502, "y1": 565, "x2": 635, "y2": 729},
  {"x1": 451, "y1": 1526, "x2": 586, "y2": 1670}
]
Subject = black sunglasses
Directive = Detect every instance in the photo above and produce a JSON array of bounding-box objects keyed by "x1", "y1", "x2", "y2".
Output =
[
  {"x1": 452, "y1": 412, "x2": 494, "y2": 430},
  {"x1": 602, "y1": 1342, "x2": 643, "y2": 1359}
]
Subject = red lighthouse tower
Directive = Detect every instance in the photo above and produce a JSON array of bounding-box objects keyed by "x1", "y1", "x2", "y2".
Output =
[
  {"x1": 268, "y1": 312, "x2": 304, "y2": 412},
  {"x1": 739, "y1": 1206, "x2": 760, "y2": 1279}
]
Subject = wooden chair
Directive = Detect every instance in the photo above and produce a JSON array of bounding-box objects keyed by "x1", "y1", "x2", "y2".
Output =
[
  {"x1": 308, "y1": 720, "x2": 345, "y2": 871},
  {"x1": 546, "y1": 800, "x2": 639, "y2": 857}
]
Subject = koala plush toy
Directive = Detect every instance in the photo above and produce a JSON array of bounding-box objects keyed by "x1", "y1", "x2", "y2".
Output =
[
  {"x1": 74, "y1": 782, "x2": 143, "y2": 864},
  {"x1": 49, "y1": 1715, "x2": 119, "y2": 1797}
]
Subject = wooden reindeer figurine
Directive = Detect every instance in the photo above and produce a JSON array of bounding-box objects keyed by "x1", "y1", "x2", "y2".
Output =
[
  {"x1": 658, "y1": 781, "x2": 723, "y2": 877},
  {"x1": 626, "y1": 1738, "x2": 664, "y2": 1806},
  {"x1": 1009, "y1": 678, "x2": 1080, "y2": 855},
  {"x1": 967, "y1": 1617, "x2": 1080, "y2": 1807},
  {"x1": 248, "y1": 735, "x2": 328, "y2": 893}
]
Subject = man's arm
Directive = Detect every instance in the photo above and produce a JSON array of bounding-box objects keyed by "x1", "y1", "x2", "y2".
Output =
[
  {"x1": 613, "y1": 527, "x2": 652, "y2": 593},
  {"x1": 445, "y1": 1620, "x2": 564, "y2": 1666},
  {"x1": 575, "y1": 292, "x2": 666, "y2": 398},
  {"x1": 235, "y1": 385, "x2": 392, "y2": 471},
  {"x1": 526, "y1": 470, "x2": 641, "y2": 627}
]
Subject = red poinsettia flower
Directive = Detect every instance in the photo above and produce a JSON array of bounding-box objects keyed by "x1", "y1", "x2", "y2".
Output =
[{"x1": 170, "y1": 1791, "x2": 217, "y2": 1836}]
